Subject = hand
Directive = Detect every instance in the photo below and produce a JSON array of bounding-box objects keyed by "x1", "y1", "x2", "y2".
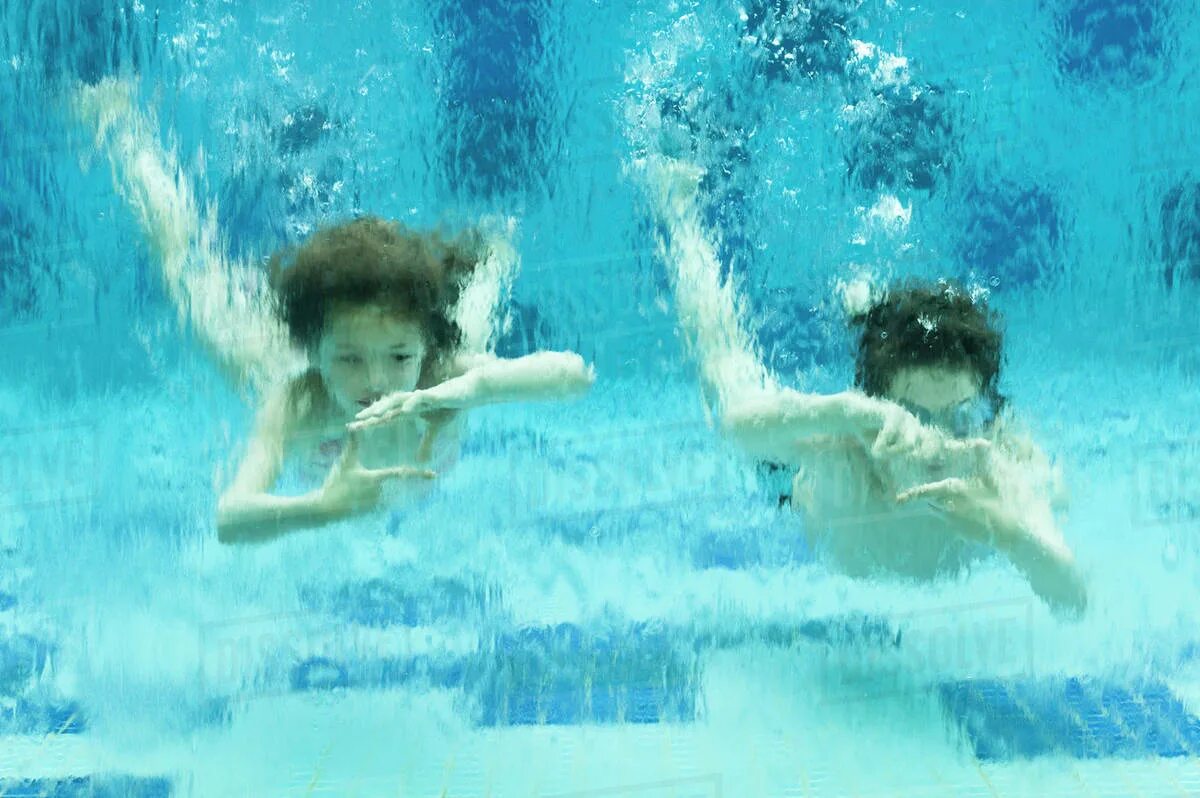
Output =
[
  {"x1": 864, "y1": 403, "x2": 993, "y2": 480},
  {"x1": 644, "y1": 155, "x2": 705, "y2": 214},
  {"x1": 868, "y1": 403, "x2": 932, "y2": 460},
  {"x1": 72, "y1": 77, "x2": 136, "y2": 144},
  {"x1": 349, "y1": 382, "x2": 468, "y2": 432},
  {"x1": 895, "y1": 477, "x2": 1010, "y2": 546},
  {"x1": 896, "y1": 477, "x2": 976, "y2": 513},
  {"x1": 318, "y1": 431, "x2": 435, "y2": 516}
]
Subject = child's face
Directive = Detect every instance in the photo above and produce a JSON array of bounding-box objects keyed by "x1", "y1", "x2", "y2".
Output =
[
  {"x1": 315, "y1": 303, "x2": 428, "y2": 418},
  {"x1": 886, "y1": 365, "x2": 993, "y2": 436},
  {"x1": 887, "y1": 366, "x2": 981, "y2": 413}
]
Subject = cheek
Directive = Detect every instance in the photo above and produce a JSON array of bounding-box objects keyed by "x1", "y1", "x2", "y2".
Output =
[
  {"x1": 398, "y1": 360, "x2": 424, "y2": 387},
  {"x1": 325, "y1": 364, "x2": 362, "y2": 393}
]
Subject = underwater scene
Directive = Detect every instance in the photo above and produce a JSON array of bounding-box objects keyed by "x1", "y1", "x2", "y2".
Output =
[{"x1": 2, "y1": 0, "x2": 1200, "y2": 795}]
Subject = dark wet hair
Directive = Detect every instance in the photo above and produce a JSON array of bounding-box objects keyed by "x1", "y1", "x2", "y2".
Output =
[
  {"x1": 849, "y1": 279, "x2": 1004, "y2": 406},
  {"x1": 269, "y1": 216, "x2": 481, "y2": 386}
]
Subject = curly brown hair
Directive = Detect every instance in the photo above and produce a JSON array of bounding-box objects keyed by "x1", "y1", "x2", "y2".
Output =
[
  {"x1": 269, "y1": 216, "x2": 481, "y2": 386},
  {"x1": 850, "y1": 280, "x2": 1004, "y2": 406}
]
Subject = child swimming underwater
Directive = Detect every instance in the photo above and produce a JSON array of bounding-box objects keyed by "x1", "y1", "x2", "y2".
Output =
[
  {"x1": 643, "y1": 156, "x2": 1086, "y2": 616},
  {"x1": 73, "y1": 78, "x2": 594, "y2": 544}
]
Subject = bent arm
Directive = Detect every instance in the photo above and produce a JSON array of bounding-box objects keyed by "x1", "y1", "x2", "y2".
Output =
[
  {"x1": 721, "y1": 389, "x2": 880, "y2": 463},
  {"x1": 912, "y1": 456, "x2": 1087, "y2": 617},
  {"x1": 1000, "y1": 515, "x2": 1087, "y2": 617},
  {"x1": 216, "y1": 489, "x2": 345, "y2": 545},
  {"x1": 989, "y1": 451, "x2": 1087, "y2": 616},
  {"x1": 215, "y1": 380, "x2": 341, "y2": 544},
  {"x1": 73, "y1": 78, "x2": 302, "y2": 391}
]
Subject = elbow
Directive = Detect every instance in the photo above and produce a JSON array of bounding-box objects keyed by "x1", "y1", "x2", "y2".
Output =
[
  {"x1": 216, "y1": 524, "x2": 238, "y2": 545},
  {"x1": 215, "y1": 510, "x2": 241, "y2": 546},
  {"x1": 569, "y1": 355, "x2": 596, "y2": 394},
  {"x1": 1048, "y1": 569, "x2": 1089, "y2": 621},
  {"x1": 719, "y1": 401, "x2": 757, "y2": 439},
  {"x1": 550, "y1": 352, "x2": 595, "y2": 397},
  {"x1": 1024, "y1": 549, "x2": 1088, "y2": 620},
  {"x1": 215, "y1": 496, "x2": 248, "y2": 545}
]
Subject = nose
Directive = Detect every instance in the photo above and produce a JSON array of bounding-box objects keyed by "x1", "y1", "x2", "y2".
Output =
[{"x1": 366, "y1": 358, "x2": 387, "y2": 391}]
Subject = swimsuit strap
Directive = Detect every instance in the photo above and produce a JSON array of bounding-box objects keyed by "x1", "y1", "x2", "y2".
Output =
[{"x1": 756, "y1": 460, "x2": 794, "y2": 507}]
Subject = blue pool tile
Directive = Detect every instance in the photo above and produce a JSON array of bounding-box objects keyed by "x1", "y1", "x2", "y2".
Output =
[
  {"x1": 697, "y1": 614, "x2": 900, "y2": 652},
  {"x1": 0, "y1": 776, "x2": 171, "y2": 797},
  {"x1": 844, "y1": 82, "x2": 957, "y2": 193},
  {"x1": 473, "y1": 622, "x2": 699, "y2": 727},
  {"x1": 0, "y1": 634, "x2": 53, "y2": 695},
  {"x1": 939, "y1": 677, "x2": 1200, "y2": 760},
  {"x1": 282, "y1": 621, "x2": 701, "y2": 727},
  {"x1": 1057, "y1": 0, "x2": 1167, "y2": 84},
  {"x1": 302, "y1": 575, "x2": 497, "y2": 628},
  {"x1": 958, "y1": 181, "x2": 1062, "y2": 288},
  {"x1": 290, "y1": 656, "x2": 350, "y2": 692},
  {"x1": 0, "y1": 697, "x2": 87, "y2": 736},
  {"x1": 1160, "y1": 180, "x2": 1200, "y2": 287},
  {"x1": 0, "y1": 591, "x2": 17, "y2": 611},
  {"x1": 740, "y1": 0, "x2": 859, "y2": 83}
]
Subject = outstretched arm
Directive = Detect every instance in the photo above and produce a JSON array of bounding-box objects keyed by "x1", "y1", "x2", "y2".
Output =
[
  {"x1": 638, "y1": 157, "x2": 989, "y2": 480},
  {"x1": 72, "y1": 77, "x2": 303, "y2": 391},
  {"x1": 639, "y1": 155, "x2": 777, "y2": 414},
  {"x1": 351, "y1": 351, "x2": 594, "y2": 431}
]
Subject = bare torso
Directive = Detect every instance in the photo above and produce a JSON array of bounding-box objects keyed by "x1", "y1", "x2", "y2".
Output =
[
  {"x1": 788, "y1": 436, "x2": 983, "y2": 580},
  {"x1": 283, "y1": 370, "x2": 459, "y2": 484}
]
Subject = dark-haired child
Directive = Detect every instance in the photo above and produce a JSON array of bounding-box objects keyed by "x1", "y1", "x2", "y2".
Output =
[
  {"x1": 75, "y1": 79, "x2": 593, "y2": 544},
  {"x1": 645, "y1": 156, "x2": 1086, "y2": 616}
]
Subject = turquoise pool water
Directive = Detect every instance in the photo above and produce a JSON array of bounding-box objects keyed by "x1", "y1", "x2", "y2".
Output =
[{"x1": 2, "y1": 0, "x2": 1200, "y2": 795}]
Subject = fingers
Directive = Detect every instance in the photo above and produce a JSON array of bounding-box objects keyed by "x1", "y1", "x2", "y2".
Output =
[
  {"x1": 347, "y1": 407, "x2": 404, "y2": 433},
  {"x1": 896, "y1": 477, "x2": 969, "y2": 504},
  {"x1": 355, "y1": 391, "x2": 414, "y2": 422},
  {"x1": 363, "y1": 466, "x2": 437, "y2": 482},
  {"x1": 340, "y1": 428, "x2": 361, "y2": 463}
]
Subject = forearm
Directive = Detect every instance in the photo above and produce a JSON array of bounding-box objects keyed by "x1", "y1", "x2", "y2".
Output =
[
  {"x1": 74, "y1": 79, "x2": 298, "y2": 389},
  {"x1": 455, "y1": 218, "x2": 518, "y2": 355},
  {"x1": 722, "y1": 390, "x2": 877, "y2": 459},
  {"x1": 1000, "y1": 525, "x2": 1087, "y2": 617},
  {"x1": 457, "y1": 352, "x2": 595, "y2": 408},
  {"x1": 644, "y1": 155, "x2": 777, "y2": 410},
  {"x1": 954, "y1": 500, "x2": 1087, "y2": 617},
  {"x1": 216, "y1": 490, "x2": 344, "y2": 545}
]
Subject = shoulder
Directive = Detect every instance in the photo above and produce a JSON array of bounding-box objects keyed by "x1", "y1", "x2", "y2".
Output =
[{"x1": 449, "y1": 351, "x2": 496, "y2": 376}]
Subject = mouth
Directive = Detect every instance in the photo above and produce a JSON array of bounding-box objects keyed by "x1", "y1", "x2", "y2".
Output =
[{"x1": 357, "y1": 396, "x2": 380, "y2": 409}]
